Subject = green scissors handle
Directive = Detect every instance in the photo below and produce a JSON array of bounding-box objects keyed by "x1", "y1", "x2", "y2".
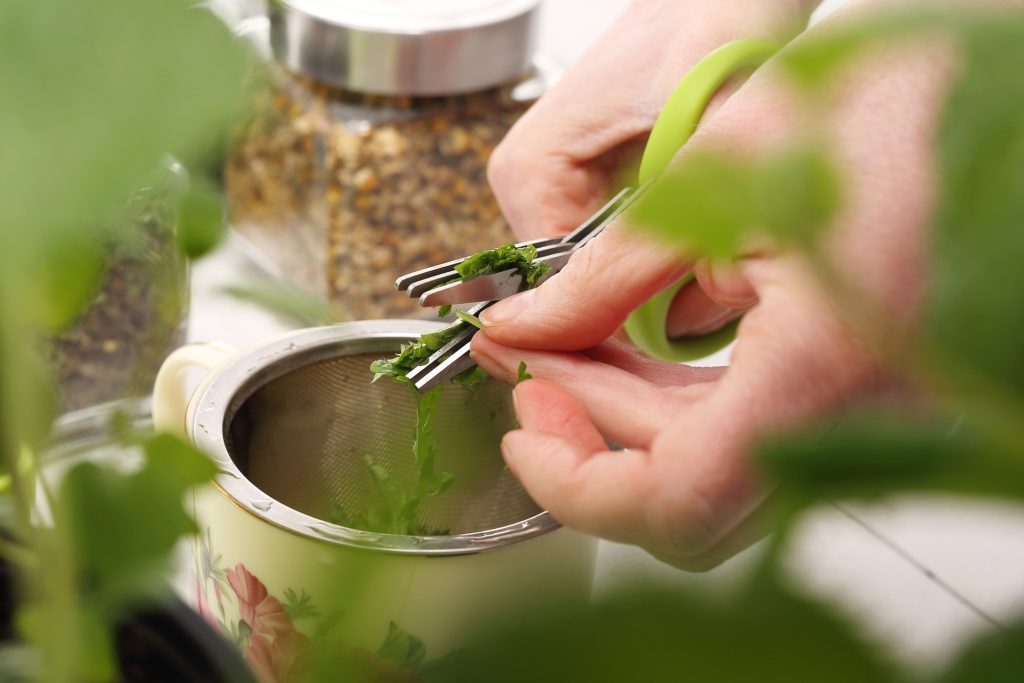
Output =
[{"x1": 623, "y1": 38, "x2": 778, "y2": 362}]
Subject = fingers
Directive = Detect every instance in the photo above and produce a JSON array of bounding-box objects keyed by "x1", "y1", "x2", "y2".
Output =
[
  {"x1": 502, "y1": 380, "x2": 654, "y2": 541},
  {"x1": 665, "y1": 281, "x2": 742, "y2": 338},
  {"x1": 582, "y1": 338, "x2": 726, "y2": 386},
  {"x1": 695, "y1": 259, "x2": 759, "y2": 309},
  {"x1": 472, "y1": 333, "x2": 696, "y2": 448},
  {"x1": 480, "y1": 223, "x2": 691, "y2": 350},
  {"x1": 487, "y1": 0, "x2": 812, "y2": 240},
  {"x1": 666, "y1": 260, "x2": 758, "y2": 338}
]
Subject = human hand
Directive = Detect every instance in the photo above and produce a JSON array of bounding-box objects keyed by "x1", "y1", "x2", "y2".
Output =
[
  {"x1": 488, "y1": 0, "x2": 814, "y2": 337},
  {"x1": 472, "y1": 9, "x2": 951, "y2": 569}
]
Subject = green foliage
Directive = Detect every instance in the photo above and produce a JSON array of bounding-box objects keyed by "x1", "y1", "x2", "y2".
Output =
[
  {"x1": 758, "y1": 412, "x2": 1024, "y2": 509},
  {"x1": 331, "y1": 387, "x2": 453, "y2": 536},
  {"x1": 50, "y1": 434, "x2": 215, "y2": 607},
  {"x1": 21, "y1": 434, "x2": 217, "y2": 680},
  {"x1": 455, "y1": 310, "x2": 483, "y2": 329},
  {"x1": 0, "y1": 0, "x2": 249, "y2": 259},
  {"x1": 936, "y1": 616, "x2": 1024, "y2": 683},
  {"x1": 452, "y1": 365, "x2": 489, "y2": 390},
  {"x1": 516, "y1": 361, "x2": 532, "y2": 384},
  {"x1": 175, "y1": 177, "x2": 226, "y2": 260},
  {"x1": 774, "y1": 8, "x2": 950, "y2": 90},
  {"x1": 223, "y1": 279, "x2": 344, "y2": 327},
  {"x1": 31, "y1": 241, "x2": 104, "y2": 335},
  {"x1": 1, "y1": 1, "x2": 1023, "y2": 681},
  {"x1": 629, "y1": 147, "x2": 840, "y2": 258},
  {"x1": 428, "y1": 576, "x2": 901, "y2": 683},
  {"x1": 453, "y1": 242, "x2": 551, "y2": 288},
  {"x1": 926, "y1": 17, "x2": 1024, "y2": 397},
  {"x1": 369, "y1": 322, "x2": 469, "y2": 383}
]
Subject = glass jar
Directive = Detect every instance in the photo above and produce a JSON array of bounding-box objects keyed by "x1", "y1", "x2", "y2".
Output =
[
  {"x1": 45, "y1": 163, "x2": 189, "y2": 414},
  {"x1": 225, "y1": 0, "x2": 552, "y2": 319}
]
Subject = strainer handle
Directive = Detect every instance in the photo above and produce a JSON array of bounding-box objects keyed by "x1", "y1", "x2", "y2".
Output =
[{"x1": 153, "y1": 341, "x2": 237, "y2": 438}]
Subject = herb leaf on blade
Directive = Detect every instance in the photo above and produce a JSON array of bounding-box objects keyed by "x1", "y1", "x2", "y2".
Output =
[{"x1": 452, "y1": 242, "x2": 551, "y2": 289}]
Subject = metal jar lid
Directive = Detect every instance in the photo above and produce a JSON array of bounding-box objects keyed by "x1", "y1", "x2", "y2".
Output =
[{"x1": 270, "y1": 0, "x2": 541, "y2": 96}]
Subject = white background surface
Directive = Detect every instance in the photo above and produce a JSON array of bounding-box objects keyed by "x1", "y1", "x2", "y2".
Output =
[{"x1": 190, "y1": 0, "x2": 1024, "y2": 675}]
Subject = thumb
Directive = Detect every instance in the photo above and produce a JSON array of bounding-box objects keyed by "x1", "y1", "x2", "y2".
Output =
[{"x1": 480, "y1": 221, "x2": 689, "y2": 350}]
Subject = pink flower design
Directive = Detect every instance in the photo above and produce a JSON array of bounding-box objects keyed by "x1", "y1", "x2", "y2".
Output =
[
  {"x1": 226, "y1": 563, "x2": 310, "y2": 683},
  {"x1": 227, "y1": 563, "x2": 294, "y2": 638}
]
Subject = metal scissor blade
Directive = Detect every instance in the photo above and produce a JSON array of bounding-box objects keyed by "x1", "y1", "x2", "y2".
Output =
[
  {"x1": 409, "y1": 341, "x2": 475, "y2": 392},
  {"x1": 560, "y1": 186, "x2": 635, "y2": 245},
  {"x1": 404, "y1": 301, "x2": 492, "y2": 391},
  {"x1": 394, "y1": 236, "x2": 561, "y2": 292},
  {"x1": 418, "y1": 250, "x2": 573, "y2": 307},
  {"x1": 404, "y1": 241, "x2": 573, "y2": 298}
]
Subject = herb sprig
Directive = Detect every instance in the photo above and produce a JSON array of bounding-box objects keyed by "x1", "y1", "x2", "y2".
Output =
[{"x1": 369, "y1": 321, "x2": 469, "y2": 383}]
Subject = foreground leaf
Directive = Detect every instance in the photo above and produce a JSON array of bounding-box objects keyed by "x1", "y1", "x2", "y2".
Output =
[
  {"x1": 427, "y1": 577, "x2": 901, "y2": 683},
  {"x1": 757, "y1": 412, "x2": 1024, "y2": 506},
  {"x1": 926, "y1": 18, "x2": 1024, "y2": 397},
  {"x1": 937, "y1": 615, "x2": 1024, "y2": 683}
]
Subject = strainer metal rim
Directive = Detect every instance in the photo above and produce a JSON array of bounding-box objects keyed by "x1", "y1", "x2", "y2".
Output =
[{"x1": 189, "y1": 319, "x2": 560, "y2": 556}]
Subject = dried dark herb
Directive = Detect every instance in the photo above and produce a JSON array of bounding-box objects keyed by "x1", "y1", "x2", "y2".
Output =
[
  {"x1": 45, "y1": 185, "x2": 187, "y2": 413},
  {"x1": 225, "y1": 68, "x2": 536, "y2": 319}
]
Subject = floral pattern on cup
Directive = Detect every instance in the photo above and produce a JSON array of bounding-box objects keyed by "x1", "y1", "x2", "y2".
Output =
[
  {"x1": 192, "y1": 527, "x2": 438, "y2": 683},
  {"x1": 227, "y1": 563, "x2": 312, "y2": 682}
]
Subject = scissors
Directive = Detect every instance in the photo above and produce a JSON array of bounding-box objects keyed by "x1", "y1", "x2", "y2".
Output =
[{"x1": 395, "y1": 39, "x2": 779, "y2": 391}]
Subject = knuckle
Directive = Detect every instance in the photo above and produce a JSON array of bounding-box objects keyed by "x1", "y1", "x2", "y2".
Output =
[{"x1": 486, "y1": 139, "x2": 521, "y2": 197}]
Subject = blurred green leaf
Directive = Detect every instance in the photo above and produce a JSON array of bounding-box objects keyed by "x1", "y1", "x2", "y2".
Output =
[
  {"x1": 937, "y1": 616, "x2": 1024, "y2": 683},
  {"x1": 776, "y1": 7, "x2": 966, "y2": 91},
  {"x1": 31, "y1": 239, "x2": 103, "y2": 334},
  {"x1": 176, "y1": 178, "x2": 226, "y2": 260},
  {"x1": 0, "y1": 315, "x2": 58, "y2": 460},
  {"x1": 629, "y1": 148, "x2": 839, "y2": 259},
  {"x1": 428, "y1": 577, "x2": 901, "y2": 683},
  {"x1": 926, "y1": 18, "x2": 1024, "y2": 397},
  {"x1": 0, "y1": 0, "x2": 251, "y2": 257},
  {"x1": 757, "y1": 412, "x2": 1024, "y2": 505},
  {"x1": 223, "y1": 280, "x2": 344, "y2": 327},
  {"x1": 24, "y1": 433, "x2": 216, "y2": 681},
  {"x1": 51, "y1": 433, "x2": 215, "y2": 609}
]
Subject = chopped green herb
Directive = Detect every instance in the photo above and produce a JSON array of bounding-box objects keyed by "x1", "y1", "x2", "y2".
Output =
[
  {"x1": 456, "y1": 310, "x2": 483, "y2": 329},
  {"x1": 516, "y1": 361, "x2": 532, "y2": 384},
  {"x1": 453, "y1": 365, "x2": 489, "y2": 390},
  {"x1": 370, "y1": 320, "x2": 468, "y2": 383},
  {"x1": 452, "y1": 242, "x2": 551, "y2": 290},
  {"x1": 330, "y1": 385, "x2": 453, "y2": 536},
  {"x1": 437, "y1": 304, "x2": 452, "y2": 318}
]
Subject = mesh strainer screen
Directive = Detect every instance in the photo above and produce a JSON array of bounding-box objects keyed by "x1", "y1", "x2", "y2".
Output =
[{"x1": 225, "y1": 352, "x2": 541, "y2": 535}]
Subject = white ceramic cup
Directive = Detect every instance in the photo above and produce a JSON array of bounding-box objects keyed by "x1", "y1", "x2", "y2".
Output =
[{"x1": 153, "y1": 320, "x2": 597, "y2": 676}]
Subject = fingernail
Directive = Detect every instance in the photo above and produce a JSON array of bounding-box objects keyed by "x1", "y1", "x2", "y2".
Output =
[{"x1": 480, "y1": 289, "x2": 536, "y2": 327}]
